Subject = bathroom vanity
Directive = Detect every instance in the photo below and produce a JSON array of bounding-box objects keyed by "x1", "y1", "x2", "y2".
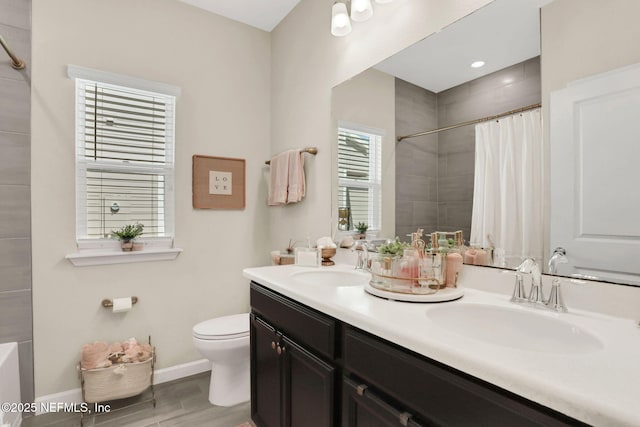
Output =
[{"x1": 244, "y1": 264, "x2": 640, "y2": 426}]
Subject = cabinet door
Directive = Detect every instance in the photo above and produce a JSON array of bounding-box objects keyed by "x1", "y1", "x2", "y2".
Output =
[
  {"x1": 251, "y1": 315, "x2": 283, "y2": 427},
  {"x1": 342, "y1": 378, "x2": 424, "y2": 427},
  {"x1": 282, "y1": 336, "x2": 336, "y2": 427}
]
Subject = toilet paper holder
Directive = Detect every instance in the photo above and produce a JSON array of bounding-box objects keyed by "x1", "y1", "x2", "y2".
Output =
[{"x1": 101, "y1": 296, "x2": 138, "y2": 308}]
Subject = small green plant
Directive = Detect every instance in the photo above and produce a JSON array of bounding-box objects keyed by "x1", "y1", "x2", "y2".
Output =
[
  {"x1": 355, "y1": 222, "x2": 368, "y2": 234},
  {"x1": 111, "y1": 223, "x2": 144, "y2": 242},
  {"x1": 377, "y1": 237, "x2": 410, "y2": 256}
]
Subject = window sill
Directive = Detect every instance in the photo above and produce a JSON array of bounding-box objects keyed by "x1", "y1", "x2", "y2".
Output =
[{"x1": 65, "y1": 247, "x2": 183, "y2": 267}]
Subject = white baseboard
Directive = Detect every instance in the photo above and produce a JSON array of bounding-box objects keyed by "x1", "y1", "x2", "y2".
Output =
[
  {"x1": 34, "y1": 359, "x2": 211, "y2": 415},
  {"x1": 154, "y1": 358, "x2": 210, "y2": 384}
]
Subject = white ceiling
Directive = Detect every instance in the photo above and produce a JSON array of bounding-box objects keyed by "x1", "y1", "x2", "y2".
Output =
[
  {"x1": 178, "y1": 0, "x2": 554, "y2": 92},
  {"x1": 374, "y1": 0, "x2": 554, "y2": 93},
  {"x1": 178, "y1": 0, "x2": 302, "y2": 32}
]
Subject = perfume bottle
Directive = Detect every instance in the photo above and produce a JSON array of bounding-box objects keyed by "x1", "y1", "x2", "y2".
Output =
[
  {"x1": 399, "y1": 247, "x2": 419, "y2": 278},
  {"x1": 453, "y1": 231, "x2": 467, "y2": 258},
  {"x1": 429, "y1": 233, "x2": 447, "y2": 288}
]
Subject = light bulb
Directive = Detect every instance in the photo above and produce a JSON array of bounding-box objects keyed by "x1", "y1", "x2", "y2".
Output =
[
  {"x1": 351, "y1": 0, "x2": 373, "y2": 22},
  {"x1": 334, "y1": 14, "x2": 348, "y2": 28},
  {"x1": 331, "y1": 2, "x2": 352, "y2": 37}
]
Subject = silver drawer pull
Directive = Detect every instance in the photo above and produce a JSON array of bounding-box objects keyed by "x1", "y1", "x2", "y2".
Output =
[
  {"x1": 356, "y1": 384, "x2": 368, "y2": 396},
  {"x1": 399, "y1": 412, "x2": 412, "y2": 426}
]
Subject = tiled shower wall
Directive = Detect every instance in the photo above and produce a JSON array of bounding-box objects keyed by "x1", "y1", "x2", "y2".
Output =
[
  {"x1": 0, "y1": 0, "x2": 33, "y2": 404},
  {"x1": 395, "y1": 79, "x2": 438, "y2": 241},
  {"x1": 396, "y1": 57, "x2": 541, "y2": 243}
]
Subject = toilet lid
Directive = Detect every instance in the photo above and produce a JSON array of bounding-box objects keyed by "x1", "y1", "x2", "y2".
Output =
[{"x1": 193, "y1": 313, "x2": 249, "y2": 340}]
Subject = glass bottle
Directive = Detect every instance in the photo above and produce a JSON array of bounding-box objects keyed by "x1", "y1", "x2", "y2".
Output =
[
  {"x1": 446, "y1": 231, "x2": 465, "y2": 287},
  {"x1": 429, "y1": 233, "x2": 447, "y2": 288},
  {"x1": 397, "y1": 247, "x2": 419, "y2": 293}
]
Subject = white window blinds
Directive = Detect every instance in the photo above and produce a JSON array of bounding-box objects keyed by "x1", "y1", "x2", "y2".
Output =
[
  {"x1": 337, "y1": 127, "x2": 382, "y2": 230},
  {"x1": 75, "y1": 79, "x2": 175, "y2": 239}
]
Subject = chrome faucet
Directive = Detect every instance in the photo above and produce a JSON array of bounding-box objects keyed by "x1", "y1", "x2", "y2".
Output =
[
  {"x1": 511, "y1": 257, "x2": 567, "y2": 312},
  {"x1": 354, "y1": 240, "x2": 369, "y2": 271},
  {"x1": 511, "y1": 258, "x2": 540, "y2": 302},
  {"x1": 548, "y1": 247, "x2": 568, "y2": 274}
]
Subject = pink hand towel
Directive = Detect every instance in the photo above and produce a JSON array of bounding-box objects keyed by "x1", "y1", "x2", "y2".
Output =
[
  {"x1": 286, "y1": 150, "x2": 305, "y2": 204},
  {"x1": 268, "y1": 151, "x2": 290, "y2": 205}
]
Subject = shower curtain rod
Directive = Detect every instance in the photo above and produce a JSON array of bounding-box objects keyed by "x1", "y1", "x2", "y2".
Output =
[
  {"x1": 396, "y1": 103, "x2": 541, "y2": 142},
  {"x1": 0, "y1": 34, "x2": 25, "y2": 70}
]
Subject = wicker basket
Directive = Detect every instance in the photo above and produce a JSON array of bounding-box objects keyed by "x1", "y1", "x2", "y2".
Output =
[{"x1": 79, "y1": 356, "x2": 154, "y2": 403}]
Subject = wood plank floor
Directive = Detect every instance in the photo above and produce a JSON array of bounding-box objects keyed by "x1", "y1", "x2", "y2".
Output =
[{"x1": 22, "y1": 372, "x2": 252, "y2": 427}]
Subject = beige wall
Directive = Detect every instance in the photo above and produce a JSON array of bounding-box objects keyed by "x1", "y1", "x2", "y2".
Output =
[
  {"x1": 540, "y1": 0, "x2": 640, "y2": 260},
  {"x1": 541, "y1": 0, "x2": 640, "y2": 96},
  {"x1": 30, "y1": 0, "x2": 497, "y2": 397},
  {"x1": 269, "y1": 0, "x2": 493, "y2": 248},
  {"x1": 331, "y1": 68, "x2": 395, "y2": 237},
  {"x1": 31, "y1": 0, "x2": 271, "y2": 396}
]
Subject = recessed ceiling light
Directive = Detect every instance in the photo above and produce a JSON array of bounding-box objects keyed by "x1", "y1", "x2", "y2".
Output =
[{"x1": 471, "y1": 61, "x2": 485, "y2": 68}]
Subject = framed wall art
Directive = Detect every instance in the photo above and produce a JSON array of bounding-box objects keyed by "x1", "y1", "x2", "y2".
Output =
[{"x1": 192, "y1": 155, "x2": 245, "y2": 209}]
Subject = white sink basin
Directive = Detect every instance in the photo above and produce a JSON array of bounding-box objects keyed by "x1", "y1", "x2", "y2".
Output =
[
  {"x1": 290, "y1": 269, "x2": 370, "y2": 287},
  {"x1": 427, "y1": 303, "x2": 604, "y2": 354}
]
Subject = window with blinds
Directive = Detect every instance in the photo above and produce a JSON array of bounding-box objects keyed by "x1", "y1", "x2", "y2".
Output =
[
  {"x1": 75, "y1": 79, "x2": 175, "y2": 239},
  {"x1": 337, "y1": 127, "x2": 382, "y2": 231}
]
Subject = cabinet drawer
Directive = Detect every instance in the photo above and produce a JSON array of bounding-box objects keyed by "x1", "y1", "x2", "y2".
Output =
[
  {"x1": 343, "y1": 377, "x2": 424, "y2": 427},
  {"x1": 251, "y1": 282, "x2": 337, "y2": 360},
  {"x1": 343, "y1": 327, "x2": 584, "y2": 427}
]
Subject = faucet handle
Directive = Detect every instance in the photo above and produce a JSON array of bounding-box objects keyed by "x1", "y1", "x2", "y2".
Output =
[
  {"x1": 545, "y1": 278, "x2": 568, "y2": 312},
  {"x1": 354, "y1": 241, "x2": 369, "y2": 271},
  {"x1": 526, "y1": 262, "x2": 546, "y2": 305},
  {"x1": 510, "y1": 274, "x2": 528, "y2": 302}
]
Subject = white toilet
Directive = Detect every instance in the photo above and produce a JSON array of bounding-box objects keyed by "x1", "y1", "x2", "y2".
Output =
[{"x1": 192, "y1": 313, "x2": 250, "y2": 406}]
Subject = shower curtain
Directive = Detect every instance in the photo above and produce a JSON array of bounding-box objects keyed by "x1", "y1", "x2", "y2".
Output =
[{"x1": 470, "y1": 108, "x2": 543, "y2": 266}]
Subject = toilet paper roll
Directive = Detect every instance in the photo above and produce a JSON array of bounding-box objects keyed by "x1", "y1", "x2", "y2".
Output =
[{"x1": 112, "y1": 297, "x2": 132, "y2": 313}]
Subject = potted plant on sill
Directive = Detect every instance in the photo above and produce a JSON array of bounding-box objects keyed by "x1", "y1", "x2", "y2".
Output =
[
  {"x1": 355, "y1": 222, "x2": 368, "y2": 239},
  {"x1": 112, "y1": 223, "x2": 144, "y2": 252}
]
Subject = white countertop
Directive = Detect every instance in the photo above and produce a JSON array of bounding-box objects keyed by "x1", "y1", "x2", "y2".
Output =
[{"x1": 243, "y1": 263, "x2": 640, "y2": 427}]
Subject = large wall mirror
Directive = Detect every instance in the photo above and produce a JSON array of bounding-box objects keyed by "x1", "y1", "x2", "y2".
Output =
[{"x1": 331, "y1": 0, "x2": 640, "y2": 286}]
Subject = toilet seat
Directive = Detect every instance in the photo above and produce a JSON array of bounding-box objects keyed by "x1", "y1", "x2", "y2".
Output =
[{"x1": 192, "y1": 313, "x2": 249, "y2": 340}]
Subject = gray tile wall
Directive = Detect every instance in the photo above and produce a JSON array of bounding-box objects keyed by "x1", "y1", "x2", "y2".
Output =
[
  {"x1": 395, "y1": 57, "x2": 541, "y2": 244},
  {"x1": 0, "y1": 0, "x2": 33, "y2": 405},
  {"x1": 395, "y1": 79, "x2": 438, "y2": 241},
  {"x1": 437, "y1": 56, "x2": 541, "y2": 242}
]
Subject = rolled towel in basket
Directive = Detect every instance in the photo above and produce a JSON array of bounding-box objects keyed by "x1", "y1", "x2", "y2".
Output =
[{"x1": 81, "y1": 341, "x2": 112, "y2": 370}]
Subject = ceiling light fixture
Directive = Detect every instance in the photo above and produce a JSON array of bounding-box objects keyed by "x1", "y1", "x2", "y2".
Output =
[
  {"x1": 331, "y1": 1, "x2": 352, "y2": 37},
  {"x1": 471, "y1": 61, "x2": 486, "y2": 68},
  {"x1": 331, "y1": 0, "x2": 393, "y2": 37}
]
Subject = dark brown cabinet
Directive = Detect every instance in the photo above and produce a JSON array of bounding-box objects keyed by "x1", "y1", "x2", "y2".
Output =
[
  {"x1": 251, "y1": 283, "x2": 337, "y2": 427},
  {"x1": 342, "y1": 327, "x2": 586, "y2": 427},
  {"x1": 250, "y1": 281, "x2": 586, "y2": 427}
]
